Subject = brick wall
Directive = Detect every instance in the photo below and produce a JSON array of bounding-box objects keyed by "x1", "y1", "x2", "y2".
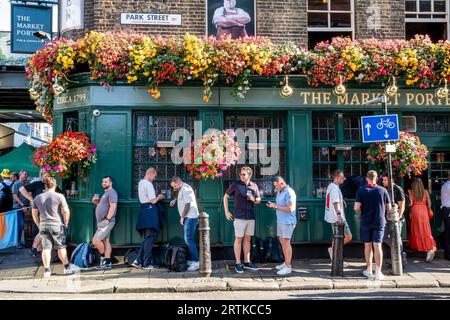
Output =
[
  {"x1": 61, "y1": 0, "x2": 406, "y2": 47},
  {"x1": 355, "y1": 0, "x2": 405, "y2": 39}
]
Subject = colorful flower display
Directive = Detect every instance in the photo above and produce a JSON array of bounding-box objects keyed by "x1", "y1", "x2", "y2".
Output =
[
  {"x1": 26, "y1": 32, "x2": 450, "y2": 123},
  {"x1": 366, "y1": 131, "x2": 429, "y2": 178},
  {"x1": 184, "y1": 130, "x2": 241, "y2": 180},
  {"x1": 33, "y1": 131, "x2": 97, "y2": 179}
]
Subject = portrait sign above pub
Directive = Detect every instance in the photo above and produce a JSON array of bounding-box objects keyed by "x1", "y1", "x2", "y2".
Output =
[{"x1": 206, "y1": 0, "x2": 256, "y2": 39}]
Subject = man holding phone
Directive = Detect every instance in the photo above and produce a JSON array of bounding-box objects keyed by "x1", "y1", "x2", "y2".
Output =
[{"x1": 223, "y1": 166, "x2": 261, "y2": 273}]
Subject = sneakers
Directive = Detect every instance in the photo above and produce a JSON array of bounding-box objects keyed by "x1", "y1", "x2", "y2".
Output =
[
  {"x1": 234, "y1": 263, "x2": 244, "y2": 274},
  {"x1": 375, "y1": 272, "x2": 385, "y2": 281},
  {"x1": 64, "y1": 264, "x2": 80, "y2": 275},
  {"x1": 96, "y1": 261, "x2": 112, "y2": 270},
  {"x1": 187, "y1": 261, "x2": 199, "y2": 272},
  {"x1": 131, "y1": 260, "x2": 142, "y2": 269},
  {"x1": 142, "y1": 264, "x2": 155, "y2": 270},
  {"x1": 426, "y1": 250, "x2": 435, "y2": 262},
  {"x1": 328, "y1": 247, "x2": 333, "y2": 260},
  {"x1": 243, "y1": 262, "x2": 258, "y2": 271},
  {"x1": 275, "y1": 262, "x2": 286, "y2": 270},
  {"x1": 276, "y1": 266, "x2": 292, "y2": 276},
  {"x1": 362, "y1": 269, "x2": 373, "y2": 279},
  {"x1": 43, "y1": 269, "x2": 51, "y2": 278}
]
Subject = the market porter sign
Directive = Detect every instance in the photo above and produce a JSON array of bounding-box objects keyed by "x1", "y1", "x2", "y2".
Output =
[
  {"x1": 120, "y1": 13, "x2": 182, "y2": 25},
  {"x1": 11, "y1": 4, "x2": 52, "y2": 53},
  {"x1": 296, "y1": 90, "x2": 450, "y2": 107}
]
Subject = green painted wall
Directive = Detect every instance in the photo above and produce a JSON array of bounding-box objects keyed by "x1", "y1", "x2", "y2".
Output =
[{"x1": 54, "y1": 78, "x2": 450, "y2": 246}]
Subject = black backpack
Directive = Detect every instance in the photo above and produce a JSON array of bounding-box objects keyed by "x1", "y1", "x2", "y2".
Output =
[
  {"x1": 165, "y1": 245, "x2": 188, "y2": 272},
  {"x1": 264, "y1": 236, "x2": 284, "y2": 263},
  {"x1": 124, "y1": 247, "x2": 140, "y2": 266},
  {"x1": 0, "y1": 182, "x2": 13, "y2": 213},
  {"x1": 250, "y1": 237, "x2": 265, "y2": 263},
  {"x1": 152, "y1": 242, "x2": 170, "y2": 267}
]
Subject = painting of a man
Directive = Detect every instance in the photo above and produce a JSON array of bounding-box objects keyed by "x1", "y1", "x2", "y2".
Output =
[{"x1": 208, "y1": 0, "x2": 255, "y2": 39}]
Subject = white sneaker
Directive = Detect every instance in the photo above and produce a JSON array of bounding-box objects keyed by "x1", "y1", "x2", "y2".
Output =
[
  {"x1": 187, "y1": 261, "x2": 199, "y2": 271},
  {"x1": 426, "y1": 250, "x2": 435, "y2": 262},
  {"x1": 375, "y1": 272, "x2": 385, "y2": 281},
  {"x1": 328, "y1": 247, "x2": 333, "y2": 260},
  {"x1": 43, "y1": 270, "x2": 51, "y2": 278},
  {"x1": 276, "y1": 266, "x2": 292, "y2": 276},
  {"x1": 187, "y1": 260, "x2": 193, "y2": 266},
  {"x1": 362, "y1": 269, "x2": 373, "y2": 279},
  {"x1": 275, "y1": 262, "x2": 286, "y2": 270},
  {"x1": 64, "y1": 264, "x2": 80, "y2": 275}
]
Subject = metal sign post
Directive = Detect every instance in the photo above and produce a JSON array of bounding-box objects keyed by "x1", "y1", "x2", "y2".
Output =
[{"x1": 364, "y1": 94, "x2": 403, "y2": 276}]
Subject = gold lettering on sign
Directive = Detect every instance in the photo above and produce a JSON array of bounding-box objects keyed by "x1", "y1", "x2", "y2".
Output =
[
  {"x1": 56, "y1": 93, "x2": 87, "y2": 105},
  {"x1": 300, "y1": 92, "x2": 310, "y2": 104},
  {"x1": 312, "y1": 92, "x2": 321, "y2": 105},
  {"x1": 361, "y1": 93, "x2": 370, "y2": 104},
  {"x1": 426, "y1": 93, "x2": 435, "y2": 106},
  {"x1": 350, "y1": 93, "x2": 360, "y2": 105},
  {"x1": 337, "y1": 94, "x2": 349, "y2": 105},
  {"x1": 415, "y1": 94, "x2": 425, "y2": 105},
  {"x1": 323, "y1": 92, "x2": 332, "y2": 105},
  {"x1": 406, "y1": 93, "x2": 414, "y2": 106}
]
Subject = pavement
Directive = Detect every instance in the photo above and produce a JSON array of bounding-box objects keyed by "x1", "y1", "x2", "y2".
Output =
[{"x1": 0, "y1": 248, "x2": 449, "y2": 294}]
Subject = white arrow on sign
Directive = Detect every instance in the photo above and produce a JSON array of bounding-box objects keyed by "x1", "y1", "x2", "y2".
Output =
[
  {"x1": 384, "y1": 130, "x2": 389, "y2": 139},
  {"x1": 365, "y1": 123, "x2": 372, "y2": 136}
]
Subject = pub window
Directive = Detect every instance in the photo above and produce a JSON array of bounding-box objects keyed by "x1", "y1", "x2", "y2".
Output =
[
  {"x1": 415, "y1": 114, "x2": 450, "y2": 132},
  {"x1": 63, "y1": 111, "x2": 79, "y2": 198},
  {"x1": 224, "y1": 114, "x2": 286, "y2": 198},
  {"x1": 430, "y1": 151, "x2": 450, "y2": 190},
  {"x1": 307, "y1": 0, "x2": 354, "y2": 49},
  {"x1": 312, "y1": 113, "x2": 369, "y2": 198},
  {"x1": 405, "y1": 0, "x2": 448, "y2": 41},
  {"x1": 133, "y1": 113, "x2": 198, "y2": 197}
]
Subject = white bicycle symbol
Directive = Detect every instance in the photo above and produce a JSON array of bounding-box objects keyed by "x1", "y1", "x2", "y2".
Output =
[{"x1": 376, "y1": 118, "x2": 395, "y2": 129}]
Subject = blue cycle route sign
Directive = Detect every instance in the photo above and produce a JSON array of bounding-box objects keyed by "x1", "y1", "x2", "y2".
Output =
[
  {"x1": 361, "y1": 114, "x2": 399, "y2": 143},
  {"x1": 11, "y1": 4, "x2": 52, "y2": 54}
]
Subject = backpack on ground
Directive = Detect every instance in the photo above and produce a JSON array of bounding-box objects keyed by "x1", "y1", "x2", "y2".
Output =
[
  {"x1": 165, "y1": 245, "x2": 188, "y2": 272},
  {"x1": 152, "y1": 242, "x2": 170, "y2": 267},
  {"x1": 70, "y1": 242, "x2": 94, "y2": 268},
  {"x1": 0, "y1": 182, "x2": 13, "y2": 213},
  {"x1": 250, "y1": 237, "x2": 265, "y2": 263},
  {"x1": 124, "y1": 247, "x2": 140, "y2": 266},
  {"x1": 264, "y1": 236, "x2": 284, "y2": 263}
]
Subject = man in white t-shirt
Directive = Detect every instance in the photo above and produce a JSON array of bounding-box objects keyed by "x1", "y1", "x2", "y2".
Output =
[
  {"x1": 324, "y1": 169, "x2": 352, "y2": 260},
  {"x1": 170, "y1": 176, "x2": 200, "y2": 272}
]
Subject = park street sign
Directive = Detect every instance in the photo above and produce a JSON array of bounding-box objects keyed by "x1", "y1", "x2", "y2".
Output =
[
  {"x1": 361, "y1": 114, "x2": 399, "y2": 143},
  {"x1": 120, "y1": 13, "x2": 182, "y2": 25}
]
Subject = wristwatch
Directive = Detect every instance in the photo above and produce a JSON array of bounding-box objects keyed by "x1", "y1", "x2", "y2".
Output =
[{"x1": 275, "y1": 205, "x2": 278, "y2": 209}]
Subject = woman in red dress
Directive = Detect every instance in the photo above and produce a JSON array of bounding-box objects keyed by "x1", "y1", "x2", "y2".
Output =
[{"x1": 408, "y1": 178, "x2": 437, "y2": 262}]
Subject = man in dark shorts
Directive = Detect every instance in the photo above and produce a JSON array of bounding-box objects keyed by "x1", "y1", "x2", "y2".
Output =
[
  {"x1": 354, "y1": 170, "x2": 391, "y2": 281},
  {"x1": 32, "y1": 177, "x2": 78, "y2": 277}
]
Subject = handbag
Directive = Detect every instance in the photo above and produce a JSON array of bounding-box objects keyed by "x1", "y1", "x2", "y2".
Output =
[{"x1": 428, "y1": 208, "x2": 434, "y2": 219}]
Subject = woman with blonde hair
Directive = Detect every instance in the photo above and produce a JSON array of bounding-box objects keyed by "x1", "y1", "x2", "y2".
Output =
[{"x1": 408, "y1": 178, "x2": 436, "y2": 262}]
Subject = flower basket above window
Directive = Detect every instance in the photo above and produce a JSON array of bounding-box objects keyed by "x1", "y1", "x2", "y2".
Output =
[
  {"x1": 366, "y1": 131, "x2": 429, "y2": 178},
  {"x1": 33, "y1": 131, "x2": 97, "y2": 179},
  {"x1": 184, "y1": 130, "x2": 241, "y2": 180}
]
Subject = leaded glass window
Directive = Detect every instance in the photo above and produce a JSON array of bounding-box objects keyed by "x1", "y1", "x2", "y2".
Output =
[{"x1": 133, "y1": 113, "x2": 197, "y2": 197}]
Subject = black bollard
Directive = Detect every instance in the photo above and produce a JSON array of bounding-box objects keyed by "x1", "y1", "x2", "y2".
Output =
[
  {"x1": 198, "y1": 212, "x2": 212, "y2": 277},
  {"x1": 387, "y1": 204, "x2": 403, "y2": 276},
  {"x1": 331, "y1": 222, "x2": 344, "y2": 277}
]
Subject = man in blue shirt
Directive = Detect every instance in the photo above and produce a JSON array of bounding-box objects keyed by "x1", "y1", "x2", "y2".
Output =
[
  {"x1": 354, "y1": 170, "x2": 391, "y2": 281},
  {"x1": 267, "y1": 176, "x2": 297, "y2": 276}
]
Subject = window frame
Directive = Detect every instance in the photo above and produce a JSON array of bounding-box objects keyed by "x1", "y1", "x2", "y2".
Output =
[
  {"x1": 307, "y1": 0, "x2": 355, "y2": 34},
  {"x1": 405, "y1": 0, "x2": 448, "y2": 22}
]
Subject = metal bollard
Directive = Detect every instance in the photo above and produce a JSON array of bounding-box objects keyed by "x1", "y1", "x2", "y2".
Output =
[
  {"x1": 387, "y1": 204, "x2": 403, "y2": 276},
  {"x1": 198, "y1": 211, "x2": 212, "y2": 277},
  {"x1": 331, "y1": 222, "x2": 344, "y2": 277}
]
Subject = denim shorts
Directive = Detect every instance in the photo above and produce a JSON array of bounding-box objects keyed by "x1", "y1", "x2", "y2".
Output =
[
  {"x1": 360, "y1": 225, "x2": 385, "y2": 243},
  {"x1": 40, "y1": 224, "x2": 67, "y2": 250}
]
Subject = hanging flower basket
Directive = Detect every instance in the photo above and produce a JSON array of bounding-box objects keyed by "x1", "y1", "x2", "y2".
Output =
[
  {"x1": 33, "y1": 131, "x2": 97, "y2": 179},
  {"x1": 184, "y1": 130, "x2": 241, "y2": 180},
  {"x1": 366, "y1": 131, "x2": 429, "y2": 178}
]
